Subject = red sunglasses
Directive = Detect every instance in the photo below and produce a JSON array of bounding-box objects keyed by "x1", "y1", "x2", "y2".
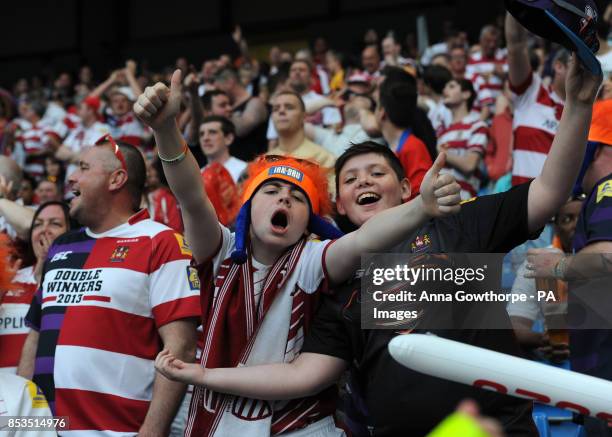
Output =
[{"x1": 95, "y1": 134, "x2": 128, "y2": 173}]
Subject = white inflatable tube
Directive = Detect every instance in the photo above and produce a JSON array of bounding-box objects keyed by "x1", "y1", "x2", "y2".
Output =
[{"x1": 388, "y1": 334, "x2": 612, "y2": 421}]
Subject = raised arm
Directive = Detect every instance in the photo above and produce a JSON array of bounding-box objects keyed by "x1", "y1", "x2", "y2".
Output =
[
  {"x1": 527, "y1": 55, "x2": 602, "y2": 233},
  {"x1": 124, "y1": 60, "x2": 144, "y2": 97},
  {"x1": 505, "y1": 12, "x2": 531, "y2": 88},
  {"x1": 89, "y1": 70, "x2": 121, "y2": 98},
  {"x1": 325, "y1": 153, "x2": 461, "y2": 284},
  {"x1": 0, "y1": 191, "x2": 35, "y2": 240},
  {"x1": 155, "y1": 350, "x2": 347, "y2": 400},
  {"x1": 185, "y1": 71, "x2": 205, "y2": 146},
  {"x1": 134, "y1": 70, "x2": 221, "y2": 263},
  {"x1": 231, "y1": 97, "x2": 268, "y2": 137}
]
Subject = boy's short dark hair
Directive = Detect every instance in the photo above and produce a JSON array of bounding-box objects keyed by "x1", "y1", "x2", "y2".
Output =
[
  {"x1": 334, "y1": 141, "x2": 405, "y2": 196},
  {"x1": 117, "y1": 141, "x2": 147, "y2": 211},
  {"x1": 453, "y1": 78, "x2": 477, "y2": 111},
  {"x1": 201, "y1": 115, "x2": 236, "y2": 137},
  {"x1": 423, "y1": 65, "x2": 453, "y2": 95},
  {"x1": 378, "y1": 79, "x2": 417, "y2": 129}
]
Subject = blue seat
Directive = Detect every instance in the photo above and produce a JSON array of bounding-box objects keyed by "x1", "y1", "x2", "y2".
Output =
[{"x1": 533, "y1": 403, "x2": 586, "y2": 437}]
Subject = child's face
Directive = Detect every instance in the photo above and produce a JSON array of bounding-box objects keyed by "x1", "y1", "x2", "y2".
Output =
[
  {"x1": 336, "y1": 153, "x2": 410, "y2": 227},
  {"x1": 249, "y1": 180, "x2": 310, "y2": 252}
]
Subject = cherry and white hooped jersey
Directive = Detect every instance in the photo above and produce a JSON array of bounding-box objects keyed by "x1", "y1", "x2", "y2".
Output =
[
  {"x1": 437, "y1": 112, "x2": 488, "y2": 198},
  {"x1": 0, "y1": 266, "x2": 37, "y2": 373},
  {"x1": 466, "y1": 49, "x2": 508, "y2": 110},
  {"x1": 13, "y1": 119, "x2": 59, "y2": 179},
  {"x1": 25, "y1": 210, "x2": 200, "y2": 436},
  {"x1": 107, "y1": 112, "x2": 148, "y2": 147},
  {"x1": 49, "y1": 113, "x2": 83, "y2": 141},
  {"x1": 510, "y1": 72, "x2": 564, "y2": 186},
  {"x1": 63, "y1": 121, "x2": 110, "y2": 154}
]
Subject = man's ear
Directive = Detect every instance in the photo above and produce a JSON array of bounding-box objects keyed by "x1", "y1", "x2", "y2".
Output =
[
  {"x1": 225, "y1": 133, "x2": 235, "y2": 147},
  {"x1": 400, "y1": 177, "x2": 411, "y2": 202},
  {"x1": 108, "y1": 169, "x2": 129, "y2": 192}
]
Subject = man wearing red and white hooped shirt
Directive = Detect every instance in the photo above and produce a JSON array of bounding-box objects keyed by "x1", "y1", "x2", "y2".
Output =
[
  {"x1": 506, "y1": 13, "x2": 567, "y2": 186},
  {"x1": 466, "y1": 25, "x2": 508, "y2": 117},
  {"x1": 106, "y1": 87, "x2": 149, "y2": 148},
  {"x1": 438, "y1": 78, "x2": 488, "y2": 199},
  {"x1": 11, "y1": 100, "x2": 57, "y2": 180},
  {"x1": 20, "y1": 140, "x2": 199, "y2": 436},
  {"x1": 54, "y1": 96, "x2": 110, "y2": 178}
]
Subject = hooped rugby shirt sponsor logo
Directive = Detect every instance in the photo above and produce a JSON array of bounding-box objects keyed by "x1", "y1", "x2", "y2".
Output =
[
  {"x1": 51, "y1": 251, "x2": 73, "y2": 263},
  {"x1": 187, "y1": 266, "x2": 200, "y2": 290},
  {"x1": 174, "y1": 233, "x2": 192, "y2": 256}
]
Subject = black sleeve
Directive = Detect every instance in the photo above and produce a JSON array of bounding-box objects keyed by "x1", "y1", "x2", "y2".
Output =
[
  {"x1": 301, "y1": 292, "x2": 353, "y2": 363},
  {"x1": 458, "y1": 181, "x2": 541, "y2": 253},
  {"x1": 24, "y1": 259, "x2": 50, "y2": 332},
  {"x1": 25, "y1": 288, "x2": 42, "y2": 331}
]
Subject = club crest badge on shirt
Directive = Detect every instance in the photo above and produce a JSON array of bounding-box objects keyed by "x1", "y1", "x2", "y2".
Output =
[
  {"x1": 110, "y1": 246, "x2": 130, "y2": 263},
  {"x1": 411, "y1": 234, "x2": 431, "y2": 253},
  {"x1": 596, "y1": 179, "x2": 612, "y2": 203}
]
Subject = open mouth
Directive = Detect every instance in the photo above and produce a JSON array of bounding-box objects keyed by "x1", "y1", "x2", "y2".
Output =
[
  {"x1": 271, "y1": 210, "x2": 288, "y2": 230},
  {"x1": 357, "y1": 192, "x2": 381, "y2": 205}
]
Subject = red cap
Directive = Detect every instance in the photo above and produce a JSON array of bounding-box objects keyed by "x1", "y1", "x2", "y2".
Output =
[{"x1": 82, "y1": 95, "x2": 101, "y2": 112}]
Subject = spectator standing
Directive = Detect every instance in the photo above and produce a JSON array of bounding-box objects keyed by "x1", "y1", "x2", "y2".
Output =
[
  {"x1": 267, "y1": 91, "x2": 335, "y2": 169},
  {"x1": 18, "y1": 138, "x2": 200, "y2": 435},
  {"x1": 266, "y1": 60, "x2": 342, "y2": 149},
  {"x1": 214, "y1": 68, "x2": 268, "y2": 161},
  {"x1": 438, "y1": 78, "x2": 488, "y2": 199}
]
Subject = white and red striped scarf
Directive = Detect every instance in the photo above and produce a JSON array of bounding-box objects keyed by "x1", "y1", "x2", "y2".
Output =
[{"x1": 186, "y1": 238, "x2": 333, "y2": 436}]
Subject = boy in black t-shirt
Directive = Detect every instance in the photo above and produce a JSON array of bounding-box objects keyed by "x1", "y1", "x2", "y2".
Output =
[{"x1": 154, "y1": 56, "x2": 601, "y2": 436}]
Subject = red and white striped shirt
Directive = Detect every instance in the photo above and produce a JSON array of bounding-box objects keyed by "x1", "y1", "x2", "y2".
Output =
[
  {"x1": 109, "y1": 112, "x2": 148, "y2": 148},
  {"x1": 510, "y1": 72, "x2": 564, "y2": 186},
  {"x1": 437, "y1": 112, "x2": 488, "y2": 198},
  {"x1": 26, "y1": 210, "x2": 200, "y2": 435},
  {"x1": 466, "y1": 49, "x2": 508, "y2": 112},
  {"x1": 13, "y1": 119, "x2": 58, "y2": 179},
  {"x1": 49, "y1": 113, "x2": 83, "y2": 141},
  {"x1": 0, "y1": 266, "x2": 37, "y2": 373}
]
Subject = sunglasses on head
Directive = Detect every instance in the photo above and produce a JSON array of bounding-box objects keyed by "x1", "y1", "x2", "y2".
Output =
[{"x1": 95, "y1": 134, "x2": 128, "y2": 173}]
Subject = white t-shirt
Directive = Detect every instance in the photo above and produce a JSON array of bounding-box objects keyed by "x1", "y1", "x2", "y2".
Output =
[
  {"x1": 596, "y1": 50, "x2": 612, "y2": 78},
  {"x1": 311, "y1": 123, "x2": 374, "y2": 157},
  {"x1": 223, "y1": 156, "x2": 248, "y2": 183}
]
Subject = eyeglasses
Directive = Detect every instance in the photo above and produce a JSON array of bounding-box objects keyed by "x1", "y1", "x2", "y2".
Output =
[{"x1": 95, "y1": 134, "x2": 128, "y2": 173}]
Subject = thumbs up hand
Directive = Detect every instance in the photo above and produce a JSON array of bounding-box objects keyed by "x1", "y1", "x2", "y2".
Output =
[
  {"x1": 420, "y1": 152, "x2": 461, "y2": 218},
  {"x1": 134, "y1": 69, "x2": 183, "y2": 131}
]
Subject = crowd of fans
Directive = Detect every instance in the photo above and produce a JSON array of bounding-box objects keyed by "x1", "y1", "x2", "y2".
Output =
[{"x1": 0, "y1": 4, "x2": 611, "y2": 436}]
